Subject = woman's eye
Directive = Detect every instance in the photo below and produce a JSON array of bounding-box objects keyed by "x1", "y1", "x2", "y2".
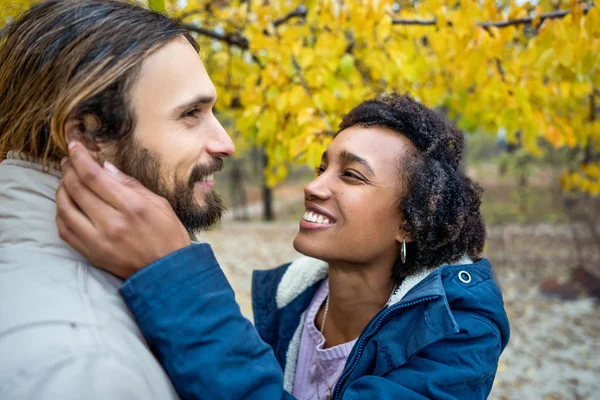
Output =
[
  {"x1": 342, "y1": 170, "x2": 362, "y2": 180},
  {"x1": 315, "y1": 166, "x2": 325, "y2": 176}
]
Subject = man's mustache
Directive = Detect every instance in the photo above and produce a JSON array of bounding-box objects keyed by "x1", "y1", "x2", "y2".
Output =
[{"x1": 188, "y1": 158, "x2": 224, "y2": 187}]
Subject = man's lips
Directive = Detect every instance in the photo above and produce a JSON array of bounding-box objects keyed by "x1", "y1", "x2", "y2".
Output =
[
  {"x1": 194, "y1": 175, "x2": 216, "y2": 190},
  {"x1": 195, "y1": 180, "x2": 215, "y2": 189}
]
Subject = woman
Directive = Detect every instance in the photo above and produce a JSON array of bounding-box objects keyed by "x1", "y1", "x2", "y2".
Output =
[{"x1": 57, "y1": 93, "x2": 510, "y2": 399}]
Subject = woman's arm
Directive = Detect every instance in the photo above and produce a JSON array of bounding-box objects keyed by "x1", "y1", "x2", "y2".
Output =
[
  {"x1": 122, "y1": 245, "x2": 501, "y2": 400},
  {"x1": 121, "y1": 243, "x2": 295, "y2": 400},
  {"x1": 55, "y1": 144, "x2": 294, "y2": 399},
  {"x1": 56, "y1": 144, "x2": 502, "y2": 400}
]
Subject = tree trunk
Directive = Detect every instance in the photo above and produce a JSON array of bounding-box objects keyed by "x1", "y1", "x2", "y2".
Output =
[
  {"x1": 262, "y1": 184, "x2": 274, "y2": 221},
  {"x1": 563, "y1": 195, "x2": 586, "y2": 269},
  {"x1": 229, "y1": 159, "x2": 249, "y2": 221},
  {"x1": 262, "y1": 152, "x2": 275, "y2": 221}
]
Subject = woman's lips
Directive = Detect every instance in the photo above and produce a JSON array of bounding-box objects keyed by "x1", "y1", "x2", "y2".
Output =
[
  {"x1": 304, "y1": 202, "x2": 337, "y2": 223},
  {"x1": 299, "y1": 202, "x2": 336, "y2": 230},
  {"x1": 299, "y1": 218, "x2": 334, "y2": 230}
]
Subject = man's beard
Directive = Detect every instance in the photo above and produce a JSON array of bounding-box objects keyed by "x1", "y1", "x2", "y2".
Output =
[{"x1": 113, "y1": 138, "x2": 225, "y2": 234}]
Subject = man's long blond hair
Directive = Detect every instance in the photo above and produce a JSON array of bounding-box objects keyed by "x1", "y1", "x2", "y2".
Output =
[{"x1": 0, "y1": 0, "x2": 197, "y2": 163}]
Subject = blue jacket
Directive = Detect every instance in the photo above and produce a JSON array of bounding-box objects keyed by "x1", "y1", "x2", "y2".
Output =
[{"x1": 121, "y1": 244, "x2": 510, "y2": 400}]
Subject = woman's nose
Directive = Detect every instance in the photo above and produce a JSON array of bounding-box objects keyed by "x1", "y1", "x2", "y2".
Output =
[{"x1": 304, "y1": 173, "x2": 331, "y2": 201}]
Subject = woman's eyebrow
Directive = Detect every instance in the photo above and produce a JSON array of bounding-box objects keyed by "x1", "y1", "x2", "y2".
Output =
[{"x1": 340, "y1": 150, "x2": 375, "y2": 175}]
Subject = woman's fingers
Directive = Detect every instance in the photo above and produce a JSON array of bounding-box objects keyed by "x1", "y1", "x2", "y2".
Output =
[
  {"x1": 56, "y1": 214, "x2": 90, "y2": 257},
  {"x1": 56, "y1": 184, "x2": 127, "y2": 278},
  {"x1": 56, "y1": 143, "x2": 192, "y2": 279},
  {"x1": 67, "y1": 141, "x2": 166, "y2": 222},
  {"x1": 60, "y1": 157, "x2": 120, "y2": 227},
  {"x1": 66, "y1": 141, "x2": 137, "y2": 211},
  {"x1": 55, "y1": 183, "x2": 96, "y2": 255}
]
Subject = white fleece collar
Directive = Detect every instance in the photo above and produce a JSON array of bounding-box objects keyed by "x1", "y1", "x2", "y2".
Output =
[
  {"x1": 387, "y1": 254, "x2": 473, "y2": 305},
  {"x1": 276, "y1": 257, "x2": 329, "y2": 309},
  {"x1": 275, "y1": 254, "x2": 473, "y2": 310}
]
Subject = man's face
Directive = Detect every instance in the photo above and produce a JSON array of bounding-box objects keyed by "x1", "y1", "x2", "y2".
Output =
[{"x1": 112, "y1": 37, "x2": 235, "y2": 233}]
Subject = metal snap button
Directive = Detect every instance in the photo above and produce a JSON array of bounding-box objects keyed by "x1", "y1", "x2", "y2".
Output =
[{"x1": 458, "y1": 271, "x2": 472, "y2": 284}]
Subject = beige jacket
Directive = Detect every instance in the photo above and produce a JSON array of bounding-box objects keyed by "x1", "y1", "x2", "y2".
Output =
[{"x1": 0, "y1": 154, "x2": 179, "y2": 400}]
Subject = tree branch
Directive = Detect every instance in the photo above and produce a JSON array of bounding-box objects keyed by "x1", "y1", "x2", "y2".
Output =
[
  {"x1": 180, "y1": 4, "x2": 591, "y2": 64},
  {"x1": 478, "y1": 8, "x2": 575, "y2": 29},
  {"x1": 392, "y1": 18, "x2": 437, "y2": 26},
  {"x1": 495, "y1": 57, "x2": 506, "y2": 82},
  {"x1": 181, "y1": 23, "x2": 249, "y2": 50},
  {"x1": 273, "y1": 6, "x2": 307, "y2": 27},
  {"x1": 181, "y1": 5, "x2": 589, "y2": 30},
  {"x1": 392, "y1": 5, "x2": 591, "y2": 28}
]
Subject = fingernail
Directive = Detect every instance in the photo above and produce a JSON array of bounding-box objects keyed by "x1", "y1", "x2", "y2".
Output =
[
  {"x1": 68, "y1": 141, "x2": 77, "y2": 151},
  {"x1": 103, "y1": 161, "x2": 120, "y2": 177},
  {"x1": 61, "y1": 157, "x2": 68, "y2": 166}
]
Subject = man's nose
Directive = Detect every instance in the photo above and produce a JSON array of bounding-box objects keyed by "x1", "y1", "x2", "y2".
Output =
[{"x1": 207, "y1": 115, "x2": 235, "y2": 157}]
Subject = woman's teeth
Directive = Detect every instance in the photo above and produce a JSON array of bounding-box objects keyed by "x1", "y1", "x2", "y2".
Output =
[
  {"x1": 303, "y1": 211, "x2": 330, "y2": 225},
  {"x1": 200, "y1": 174, "x2": 214, "y2": 182}
]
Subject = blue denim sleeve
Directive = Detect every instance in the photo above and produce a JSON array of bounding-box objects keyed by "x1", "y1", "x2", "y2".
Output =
[{"x1": 120, "y1": 244, "x2": 296, "y2": 400}]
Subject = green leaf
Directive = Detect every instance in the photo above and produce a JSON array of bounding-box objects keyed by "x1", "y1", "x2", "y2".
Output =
[{"x1": 148, "y1": 0, "x2": 165, "y2": 13}]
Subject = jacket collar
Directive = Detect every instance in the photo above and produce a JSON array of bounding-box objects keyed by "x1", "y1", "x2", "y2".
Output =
[
  {"x1": 275, "y1": 255, "x2": 473, "y2": 310},
  {"x1": 268, "y1": 256, "x2": 485, "y2": 389},
  {"x1": 0, "y1": 154, "x2": 87, "y2": 264},
  {"x1": 275, "y1": 257, "x2": 328, "y2": 309},
  {"x1": 3, "y1": 150, "x2": 63, "y2": 177}
]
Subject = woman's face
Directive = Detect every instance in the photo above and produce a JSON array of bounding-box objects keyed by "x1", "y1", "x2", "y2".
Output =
[{"x1": 293, "y1": 125, "x2": 414, "y2": 266}]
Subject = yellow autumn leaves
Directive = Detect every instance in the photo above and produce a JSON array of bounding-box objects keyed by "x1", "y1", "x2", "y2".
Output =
[
  {"x1": 2, "y1": 0, "x2": 599, "y2": 195},
  {"x1": 168, "y1": 0, "x2": 599, "y2": 192},
  {"x1": 563, "y1": 164, "x2": 600, "y2": 196}
]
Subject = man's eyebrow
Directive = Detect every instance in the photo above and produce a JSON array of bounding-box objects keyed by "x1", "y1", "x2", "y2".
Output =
[
  {"x1": 340, "y1": 150, "x2": 375, "y2": 175},
  {"x1": 174, "y1": 94, "x2": 216, "y2": 111}
]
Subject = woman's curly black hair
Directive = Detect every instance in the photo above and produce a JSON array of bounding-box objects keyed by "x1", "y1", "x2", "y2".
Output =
[{"x1": 339, "y1": 93, "x2": 486, "y2": 281}]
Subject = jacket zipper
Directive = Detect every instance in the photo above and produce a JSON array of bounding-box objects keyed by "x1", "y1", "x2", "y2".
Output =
[{"x1": 330, "y1": 295, "x2": 439, "y2": 400}]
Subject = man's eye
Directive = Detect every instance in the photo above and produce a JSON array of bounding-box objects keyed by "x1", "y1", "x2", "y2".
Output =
[{"x1": 183, "y1": 108, "x2": 200, "y2": 118}]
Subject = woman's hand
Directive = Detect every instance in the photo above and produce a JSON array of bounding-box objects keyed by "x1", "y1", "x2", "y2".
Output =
[{"x1": 55, "y1": 141, "x2": 191, "y2": 280}]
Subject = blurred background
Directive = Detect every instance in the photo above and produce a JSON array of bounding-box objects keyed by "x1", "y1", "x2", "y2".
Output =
[{"x1": 2, "y1": 0, "x2": 599, "y2": 398}]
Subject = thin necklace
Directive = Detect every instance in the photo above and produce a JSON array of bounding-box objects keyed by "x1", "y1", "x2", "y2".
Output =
[
  {"x1": 319, "y1": 295, "x2": 330, "y2": 337},
  {"x1": 316, "y1": 295, "x2": 342, "y2": 400},
  {"x1": 316, "y1": 283, "x2": 399, "y2": 400}
]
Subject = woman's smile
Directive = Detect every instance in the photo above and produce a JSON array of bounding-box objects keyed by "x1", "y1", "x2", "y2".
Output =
[
  {"x1": 299, "y1": 202, "x2": 337, "y2": 230},
  {"x1": 293, "y1": 126, "x2": 410, "y2": 264}
]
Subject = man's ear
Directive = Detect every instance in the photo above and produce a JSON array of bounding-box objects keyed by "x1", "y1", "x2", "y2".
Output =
[
  {"x1": 64, "y1": 114, "x2": 101, "y2": 155},
  {"x1": 64, "y1": 118, "x2": 83, "y2": 145}
]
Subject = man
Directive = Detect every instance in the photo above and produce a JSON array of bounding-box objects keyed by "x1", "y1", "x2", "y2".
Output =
[{"x1": 0, "y1": 0, "x2": 233, "y2": 398}]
